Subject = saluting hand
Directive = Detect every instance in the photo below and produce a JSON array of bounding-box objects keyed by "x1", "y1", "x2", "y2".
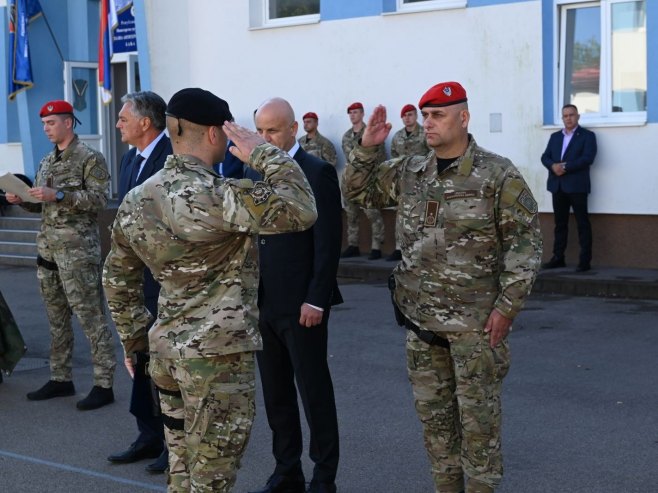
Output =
[
  {"x1": 484, "y1": 309, "x2": 513, "y2": 348},
  {"x1": 222, "y1": 121, "x2": 267, "y2": 163},
  {"x1": 361, "y1": 105, "x2": 392, "y2": 148}
]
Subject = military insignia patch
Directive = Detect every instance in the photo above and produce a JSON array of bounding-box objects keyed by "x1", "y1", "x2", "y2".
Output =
[
  {"x1": 89, "y1": 164, "x2": 108, "y2": 180},
  {"x1": 445, "y1": 190, "x2": 478, "y2": 201},
  {"x1": 249, "y1": 182, "x2": 273, "y2": 205},
  {"x1": 424, "y1": 200, "x2": 439, "y2": 227},
  {"x1": 443, "y1": 87, "x2": 452, "y2": 97},
  {"x1": 517, "y1": 189, "x2": 537, "y2": 214}
]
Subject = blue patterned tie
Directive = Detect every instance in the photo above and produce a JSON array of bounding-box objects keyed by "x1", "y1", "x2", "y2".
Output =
[{"x1": 129, "y1": 154, "x2": 145, "y2": 189}]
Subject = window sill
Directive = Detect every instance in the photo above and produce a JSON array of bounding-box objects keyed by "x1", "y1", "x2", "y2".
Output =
[
  {"x1": 249, "y1": 14, "x2": 320, "y2": 30},
  {"x1": 542, "y1": 119, "x2": 647, "y2": 130},
  {"x1": 383, "y1": 0, "x2": 466, "y2": 16}
]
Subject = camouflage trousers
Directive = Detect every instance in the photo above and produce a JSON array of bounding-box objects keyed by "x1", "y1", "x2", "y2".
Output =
[
  {"x1": 344, "y1": 200, "x2": 384, "y2": 249},
  {"x1": 37, "y1": 249, "x2": 116, "y2": 387},
  {"x1": 150, "y1": 352, "x2": 256, "y2": 493},
  {"x1": 406, "y1": 330, "x2": 510, "y2": 493}
]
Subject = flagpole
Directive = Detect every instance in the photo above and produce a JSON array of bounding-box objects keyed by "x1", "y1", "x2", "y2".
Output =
[{"x1": 39, "y1": 11, "x2": 64, "y2": 61}]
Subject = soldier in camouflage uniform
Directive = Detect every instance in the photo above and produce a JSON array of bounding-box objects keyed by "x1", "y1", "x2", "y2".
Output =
[
  {"x1": 387, "y1": 104, "x2": 431, "y2": 261},
  {"x1": 7, "y1": 100, "x2": 116, "y2": 411},
  {"x1": 298, "y1": 112, "x2": 337, "y2": 166},
  {"x1": 340, "y1": 102, "x2": 386, "y2": 260},
  {"x1": 343, "y1": 82, "x2": 542, "y2": 493},
  {"x1": 102, "y1": 88, "x2": 317, "y2": 493}
]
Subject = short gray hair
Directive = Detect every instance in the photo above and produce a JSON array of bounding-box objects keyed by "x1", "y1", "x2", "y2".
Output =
[{"x1": 121, "y1": 91, "x2": 167, "y2": 131}]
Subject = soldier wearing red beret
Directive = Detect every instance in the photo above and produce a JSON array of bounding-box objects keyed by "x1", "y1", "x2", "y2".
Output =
[
  {"x1": 343, "y1": 82, "x2": 542, "y2": 493},
  {"x1": 388, "y1": 104, "x2": 431, "y2": 261},
  {"x1": 6, "y1": 100, "x2": 116, "y2": 410},
  {"x1": 340, "y1": 102, "x2": 386, "y2": 260},
  {"x1": 298, "y1": 111, "x2": 337, "y2": 166}
]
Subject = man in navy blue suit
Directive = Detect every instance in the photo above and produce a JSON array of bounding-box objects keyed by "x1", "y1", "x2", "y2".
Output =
[
  {"x1": 541, "y1": 104, "x2": 597, "y2": 272},
  {"x1": 107, "y1": 91, "x2": 172, "y2": 473},
  {"x1": 249, "y1": 98, "x2": 342, "y2": 493}
]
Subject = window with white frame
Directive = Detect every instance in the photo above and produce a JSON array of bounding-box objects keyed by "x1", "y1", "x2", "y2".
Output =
[
  {"x1": 395, "y1": 0, "x2": 466, "y2": 14},
  {"x1": 250, "y1": 0, "x2": 320, "y2": 28},
  {"x1": 557, "y1": 0, "x2": 646, "y2": 123}
]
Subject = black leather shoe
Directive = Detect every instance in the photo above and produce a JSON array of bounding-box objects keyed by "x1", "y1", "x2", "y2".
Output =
[
  {"x1": 341, "y1": 245, "x2": 360, "y2": 258},
  {"x1": 575, "y1": 263, "x2": 591, "y2": 272},
  {"x1": 385, "y1": 249, "x2": 401, "y2": 261},
  {"x1": 145, "y1": 449, "x2": 168, "y2": 473},
  {"x1": 76, "y1": 386, "x2": 114, "y2": 410},
  {"x1": 108, "y1": 441, "x2": 163, "y2": 464},
  {"x1": 249, "y1": 474, "x2": 306, "y2": 493},
  {"x1": 367, "y1": 249, "x2": 381, "y2": 260},
  {"x1": 541, "y1": 256, "x2": 566, "y2": 269},
  {"x1": 27, "y1": 380, "x2": 75, "y2": 401},
  {"x1": 306, "y1": 480, "x2": 337, "y2": 493}
]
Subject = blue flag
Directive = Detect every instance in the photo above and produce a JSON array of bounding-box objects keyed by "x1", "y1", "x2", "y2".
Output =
[{"x1": 7, "y1": 0, "x2": 42, "y2": 100}]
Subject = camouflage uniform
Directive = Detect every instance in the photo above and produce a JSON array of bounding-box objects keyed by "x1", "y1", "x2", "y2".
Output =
[
  {"x1": 390, "y1": 122, "x2": 430, "y2": 158},
  {"x1": 341, "y1": 125, "x2": 385, "y2": 249},
  {"x1": 21, "y1": 136, "x2": 115, "y2": 388},
  {"x1": 103, "y1": 143, "x2": 317, "y2": 493},
  {"x1": 344, "y1": 136, "x2": 542, "y2": 492},
  {"x1": 299, "y1": 132, "x2": 337, "y2": 166}
]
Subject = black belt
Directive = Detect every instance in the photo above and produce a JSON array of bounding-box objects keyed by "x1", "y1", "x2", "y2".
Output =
[
  {"x1": 404, "y1": 318, "x2": 450, "y2": 349},
  {"x1": 37, "y1": 255, "x2": 58, "y2": 271}
]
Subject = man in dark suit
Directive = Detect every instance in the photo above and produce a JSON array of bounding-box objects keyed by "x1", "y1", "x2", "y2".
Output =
[
  {"x1": 107, "y1": 91, "x2": 172, "y2": 473},
  {"x1": 249, "y1": 98, "x2": 342, "y2": 493},
  {"x1": 541, "y1": 104, "x2": 597, "y2": 272}
]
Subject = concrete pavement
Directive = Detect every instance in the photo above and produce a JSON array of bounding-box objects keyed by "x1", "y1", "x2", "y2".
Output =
[{"x1": 1, "y1": 264, "x2": 658, "y2": 492}]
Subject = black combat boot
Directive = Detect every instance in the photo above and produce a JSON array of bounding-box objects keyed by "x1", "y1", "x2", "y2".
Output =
[
  {"x1": 26, "y1": 380, "x2": 75, "y2": 400},
  {"x1": 76, "y1": 385, "x2": 114, "y2": 410}
]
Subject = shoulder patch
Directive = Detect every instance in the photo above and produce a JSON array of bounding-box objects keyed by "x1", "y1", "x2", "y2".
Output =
[
  {"x1": 249, "y1": 182, "x2": 273, "y2": 206},
  {"x1": 517, "y1": 188, "x2": 537, "y2": 214},
  {"x1": 89, "y1": 163, "x2": 108, "y2": 181}
]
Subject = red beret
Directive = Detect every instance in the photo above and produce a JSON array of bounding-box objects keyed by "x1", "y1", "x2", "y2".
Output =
[
  {"x1": 418, "y1": 82, "x2": 468, "y2": 109},
  {"x1": 39, "y1": 100, "x2": 75, "y2": 118},
  {"x1": 400, "y1": 104, "x2": 416, "y2": 117},
  {"x1": 303, "y1": 112, "x2": 318, "y2": 120},
  {"x1": 347, "y1": 102, "x2": 364, "y2": 113}
]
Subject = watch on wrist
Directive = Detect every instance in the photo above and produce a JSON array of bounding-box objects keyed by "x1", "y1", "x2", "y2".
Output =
[{"x1": 55, "y1": 190, "x2": 65, "y2": 203}]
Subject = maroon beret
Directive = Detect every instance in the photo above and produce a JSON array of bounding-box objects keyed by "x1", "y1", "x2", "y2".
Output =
[
  {"x1": 400, "y1": 104, "x2": 416, "y2": 117},
  {"x1": 39, "y1": 100, "x2": 74, "y2": 118},
  {"x1": 303, "y1": 112, "x2": 318, "y2": 120},
  {"x1": 347, "y1": 102, "x2": 364, "y2": 113},
  {"x1": 418, "y1": 82, "x2": 468, "y2": 109}
]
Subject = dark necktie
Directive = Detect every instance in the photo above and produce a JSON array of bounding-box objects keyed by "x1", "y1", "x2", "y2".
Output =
[{"x1": 129, "y1": 154, "x2": 145, "y2": 189}]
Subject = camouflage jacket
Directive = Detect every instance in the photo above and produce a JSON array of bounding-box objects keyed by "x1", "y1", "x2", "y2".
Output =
[
  {"x1": 342, "y1": 125, "x2": 386, "y2": 164},
  {"x1": 22, "y1": 136, "x2": 109, "y2": 259},
  {"x1": 343, "y1": 136, "x2": 542, "y2": 332},
  {"x1": 103, "y1": 143, "x2": 317, "y2": 358},
  {"x1": 299, "y1": 132, "x2": 337, "y2": 166},
  {"x1": 390, "y1": 123, "x2": 430, "y2": 158}
]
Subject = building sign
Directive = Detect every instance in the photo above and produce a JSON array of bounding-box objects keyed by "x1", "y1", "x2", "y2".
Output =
[{"x1": 111, "y1": 0, "x2": 137, "y2": 54}]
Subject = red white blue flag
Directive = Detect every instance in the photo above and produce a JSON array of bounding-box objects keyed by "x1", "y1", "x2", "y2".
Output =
[
  {"x1": 98, "y1": 0, "x2": 112, "y2": 104},
  {"x1": 7, "y1": 0, "x2": 42, "y2": 101}
]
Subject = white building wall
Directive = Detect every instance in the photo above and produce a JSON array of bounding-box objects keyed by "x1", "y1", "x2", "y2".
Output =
[{"x1": 144, "y1": 0, "x2": 657, "y2": 215}]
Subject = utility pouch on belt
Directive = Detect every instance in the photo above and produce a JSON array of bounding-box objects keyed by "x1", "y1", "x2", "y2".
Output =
[
  {"x1": 36, "y1": 255, "x2": 58, "y2": 271},
  {"x1": 388, "y1": 274, "x2": 450, "y2": 349}
]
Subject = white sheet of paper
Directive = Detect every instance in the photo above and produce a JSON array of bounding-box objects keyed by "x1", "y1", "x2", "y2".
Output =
[{"x1": 0, "y1": 173, "x2": 41, "y2": 203}]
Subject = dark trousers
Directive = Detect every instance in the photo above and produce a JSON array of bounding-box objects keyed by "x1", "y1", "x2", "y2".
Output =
[
  {"x1": 552, "y1": 190, "x2": 592, "y2": 265},
  {"x1": 133, "y1": 293, "x2": 165, "y2": 447},
  {"x1": 257, "y1": 312, "x2": 339, "y2": 483}
]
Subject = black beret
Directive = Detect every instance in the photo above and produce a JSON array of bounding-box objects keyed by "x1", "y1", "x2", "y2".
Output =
[{"x1": 166, "y1": 88, "x2": 233, "y2": 127}]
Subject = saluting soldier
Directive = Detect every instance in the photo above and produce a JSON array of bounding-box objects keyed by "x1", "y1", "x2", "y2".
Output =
[
  {"x1": 340, "y1": 102, "x2": 386, "y2": 260},
  {"x1": 343, "y1": 82, "x2": 542, "y2": 493},
  {"x1": 6, "y1": 100, "x2": 116, "y2": 411},
  {"x1": 103, "y1": 88, "x2": 317, "y2": 493},
  {"x1": 387, "y1": 103, "x2": 431, "y2": 261},
  {"x1": 298, "y1": 112, "x2": 337, "y2": 166}
]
